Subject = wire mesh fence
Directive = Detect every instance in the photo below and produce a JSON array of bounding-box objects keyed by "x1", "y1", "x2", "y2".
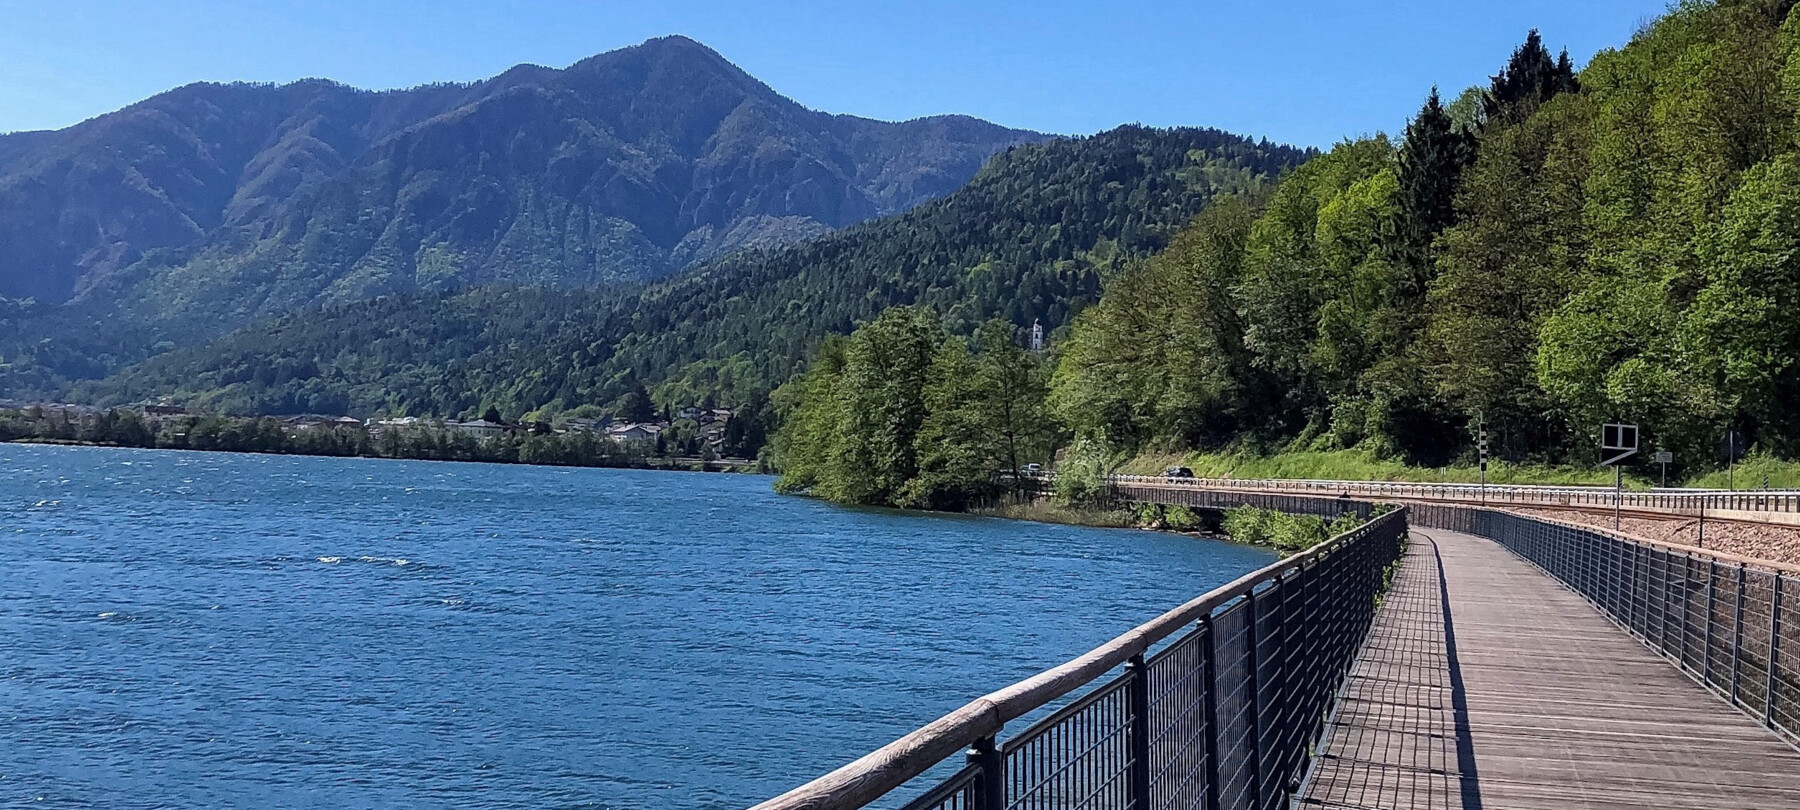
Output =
[
  {"x1": 882, "y1": 508, "x2": 1407, "y2": 810},
  {"x1": 1410, "y1": 504, "x2": 1797, "y2": 748}
]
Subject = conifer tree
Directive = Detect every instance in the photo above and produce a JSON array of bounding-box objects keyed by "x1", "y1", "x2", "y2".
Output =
[
  {"x1": 1390, "y1": 89, "x2": 1474, "y2": 298},
  {"x1": 1481, "y1": 30, "x2": 1580, "y2": 128}
]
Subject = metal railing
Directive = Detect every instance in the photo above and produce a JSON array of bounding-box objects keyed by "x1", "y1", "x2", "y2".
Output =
[
  {"x1": 1411, "y1": 504, "x2": 1799, "y2": 747},
  {"x1": 1105, "y1": 474, "x2": 1800, "y2": 515},
  {"x1": 751, "y1": 502, "x2": 1408, "y2": 810},
  {"x1": 1110, "y1": 480, "x2": 1375, "y2": 521}
]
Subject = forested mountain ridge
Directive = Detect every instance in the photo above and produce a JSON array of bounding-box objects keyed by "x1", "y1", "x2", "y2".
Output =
[
  {"x1": 1050, "y1": 0, "x2": 1800, "y2": 475},
  {"x1": 0, "y1": 35, "x2": 1041, "y2": 357},
  {"x1": 73, "y1": 125, "x2": 1312, "y2": 418}
]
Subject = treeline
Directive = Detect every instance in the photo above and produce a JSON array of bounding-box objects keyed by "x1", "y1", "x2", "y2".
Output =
[
  {"x1": 773, "y1": 310, "x2": 1055, "y2": 509},
  {"x1": 1057, "y1": 2, "x2": 1800, "y2": 472},
  {"x1": 0, "y1": 408, "x2": 653, "y2": 468},
  {"x1": 778, "y1": 0, "x2": 1800, "y2": 504},
  {"x1": 63, "y1": 126, "x2": 1309, "y2": 421}
]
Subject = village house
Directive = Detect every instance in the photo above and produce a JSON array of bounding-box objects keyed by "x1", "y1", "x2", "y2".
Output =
[
  {"x1": 280, "y1": 414, "x2": 363, "y2": 432},
  {"x1": 605, "y1": 422, "x2": 664, "y2": 445},
  {"x1": 446, "y1": 419, "x2": 509, "y2": 439}
]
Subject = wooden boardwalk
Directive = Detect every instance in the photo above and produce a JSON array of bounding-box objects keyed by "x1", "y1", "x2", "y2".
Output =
[{"x1": 1301, "y1": 527, "x2": 1800, "y2": 810}]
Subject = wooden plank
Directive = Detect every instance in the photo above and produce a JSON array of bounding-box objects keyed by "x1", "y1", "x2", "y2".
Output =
[{"x1": 1301, "y1": 526, "x2": 1800, "y2": 810}]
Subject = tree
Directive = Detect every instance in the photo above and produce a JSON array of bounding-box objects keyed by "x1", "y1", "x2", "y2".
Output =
[
  {"x1": 1389, "y1": 89, "x2": 1474, "y2": 301},
  {"x1": 618, "y1": 380, "x2": 656, "y2": 424},
  {"x1": 971, "y1": 319, "x2": 1052, "y2": 481},
  {"x1": 1481, "y1": 30, "x2": 1579, "y2": 128},
  {"x1": 480, "y1": 405, "x2": 505, "y2": 424}
]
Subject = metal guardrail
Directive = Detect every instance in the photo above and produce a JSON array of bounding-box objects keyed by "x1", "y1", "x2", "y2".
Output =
[
  {"x1": 751, "y1": 503, "x2": 1408, "y2": 810},
  {"x1": 1109, "y1": 480, "x2": 1374, "y2": 521},
  {"x1": 1412, "y1": 504, "x2": 1798, "y2": 747},
  {"x1": 1104, "y1": 474, "x2": 1800, "y2": 515}
]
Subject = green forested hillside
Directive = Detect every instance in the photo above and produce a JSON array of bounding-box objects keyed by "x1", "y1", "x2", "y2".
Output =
[
  {"x1": 775, "y1": 0, "x2": 1800, "y2": 507},
  {"x1": 75, "y1": 125, "x2": 1309, "y2": 418},
  {"x1": 1054, "y1": 1, "x2": 1800, "y2": 472}
]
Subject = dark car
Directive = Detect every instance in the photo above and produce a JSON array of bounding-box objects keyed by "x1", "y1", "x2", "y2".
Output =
[{"x1": 1163, "y1": 466, "x2": 1195, "y2": 479}]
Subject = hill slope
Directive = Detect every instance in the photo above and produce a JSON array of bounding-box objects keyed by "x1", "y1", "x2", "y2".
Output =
[
  {"x1": 78, "y1": 125, "x2": 1311, "y2": 417},
  {"x1": 0, "y1": 35, "x2": 1040, "y2": 349}
]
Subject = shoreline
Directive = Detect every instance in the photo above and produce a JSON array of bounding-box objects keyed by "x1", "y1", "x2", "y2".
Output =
[
  {"x1": 969, "y1": 497, "x2": 1258, "y2": 549},
  {"x1": 1, "y1": 437, "x2": 766, "y2": 475}
]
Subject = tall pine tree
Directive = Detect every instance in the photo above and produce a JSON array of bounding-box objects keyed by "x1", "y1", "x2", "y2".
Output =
[
  {"x1": 1390, "y1": 88, "x2": 1475, "y2": 300},
  {"x1": 1481, "y1": 30, "x2": 1580, "y2": 128}
]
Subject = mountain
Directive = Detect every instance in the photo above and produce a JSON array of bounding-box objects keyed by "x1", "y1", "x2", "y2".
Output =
[
  {"x1": 74, "y1": 125, "x2": 1312, "y2": 418},
  {"x1": 0, "y1": 35, "x2": 1042, "y2": 333}
]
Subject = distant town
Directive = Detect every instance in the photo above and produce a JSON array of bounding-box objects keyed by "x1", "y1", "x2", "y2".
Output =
[{"x1": 0, "y1": 400, "x2": 762, "y2": 471}]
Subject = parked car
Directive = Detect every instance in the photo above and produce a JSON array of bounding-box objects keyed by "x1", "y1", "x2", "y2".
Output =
[
  {"x1": 1163, "y1": 466, "x2": 1195, "y2": 479},
  {"x1": 1024, "y1": 463, "x2": 1043, "y2": 474}
]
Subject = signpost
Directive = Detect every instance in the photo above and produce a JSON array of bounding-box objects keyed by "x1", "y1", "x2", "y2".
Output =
[
  {"x1": 1654, "y1": 450, "x2": 1673, "y2": 488},
  {"x1": 1602, "y1": 423, "x2": 1639, "y2": 531},
  {"x1": 1722, "y1": 428, "x2": 1743, "y2": 491}
]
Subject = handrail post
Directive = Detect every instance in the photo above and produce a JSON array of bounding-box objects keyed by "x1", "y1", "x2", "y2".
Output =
[
  {"x1": 1731, "y1": 563, "x2": 1747, "y2": 705},
  {"x1": 1704, "y1": 561, "x2": 1717, "y2": 688},
  {"x1": 1246, "y1": 590, "x2": 1262, "y2": 810},
  {"x1": 1199, "y1": 617, "x2": 1222, "y2": 810},
  {"x1": 1126, "y1": 653, "x2": 1152, "y2": 810},
  {"x1": 968, "y1": 734, "x2": 1005, "y2": 810},
  {"x1": 1769, "y1": 574, "x2": 1784, "y2": 729}
]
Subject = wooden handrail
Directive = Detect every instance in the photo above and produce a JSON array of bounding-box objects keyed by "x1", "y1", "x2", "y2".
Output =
[{"x1": 748, "y1": 508, "x2": 1406, "y2": 810}]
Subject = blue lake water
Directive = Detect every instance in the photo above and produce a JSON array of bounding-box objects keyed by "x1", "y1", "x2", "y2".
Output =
[{"x1": 0, "y1": 444, "x2": 1274, "y2": 809}]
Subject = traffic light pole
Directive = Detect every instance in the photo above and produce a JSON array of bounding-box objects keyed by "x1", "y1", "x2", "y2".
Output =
[{"x1": 1478, "y1": 411, "x2": 1487, "y2": 506}]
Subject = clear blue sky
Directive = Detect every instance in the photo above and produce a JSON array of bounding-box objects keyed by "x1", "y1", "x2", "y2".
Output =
[{"x1": 0, "y1": 0, "x2": 1671, "y2": 147}]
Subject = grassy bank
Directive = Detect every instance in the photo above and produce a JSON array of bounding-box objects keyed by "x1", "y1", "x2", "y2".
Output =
[
  {"x1": 1119, "y1": 448, "x2": 1645, "y2": 488},
  {"x1": 1684, "y1": 454, "x2": 1800, "y2": 490}
]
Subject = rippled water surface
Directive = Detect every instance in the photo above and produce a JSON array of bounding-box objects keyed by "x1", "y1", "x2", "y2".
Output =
[{"x1": 0, "y1": 444, "x2": 1274, "y2": 809}]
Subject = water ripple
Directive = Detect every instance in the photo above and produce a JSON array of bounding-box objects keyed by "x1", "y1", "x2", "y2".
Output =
[{"x1": 0, "y1": 444, "x2": 1273, "y2": 809}]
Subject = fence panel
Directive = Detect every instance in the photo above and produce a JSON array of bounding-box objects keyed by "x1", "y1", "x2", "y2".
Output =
[
  {"x1": 1410, "y1": 505, "x2": 1798, "y2": 748},
  {"x1": 754, "y1": 507, "x2": 1408, "y2": 810}
]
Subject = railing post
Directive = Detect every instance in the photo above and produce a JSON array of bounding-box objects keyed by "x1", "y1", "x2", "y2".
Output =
[
  {"x1": 1769, "y1": 574, "x2": 1784, "y2": 729},
  {"x1": 968, "y1": 734, "x2": 1005, "y2": 810},
  {"x1": 1126, "y1": 653, "x2": 1151, "y2": 810},
  {"x1": 1704, "y1": 561, "x2": 1717, "y2": 688},
  {"x1": 1731, "y1": 563, "x2": 1747, "y2": 705},
  {"x1": 1245, "y1": 590, "x2": 1262, "y2": 810},
  {"x1": 1198, "y1": 617, "x2": 1222, "y2": 810}
]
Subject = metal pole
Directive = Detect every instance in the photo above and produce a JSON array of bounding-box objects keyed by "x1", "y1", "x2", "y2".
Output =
[
  {"x1": 1620, "y1": 464, "x2": 1634, "y2": 536},
  {"x1": 1769, "y1": 575, "x2": 1784, "y2": 728},
  {"x1": 1199, "y1": 618, "x2": 1222, "y2": 810},
  {"x1": 1731, "y1": 563, "x2": 1746, "y2": 705},
  {"x1": 1704, "y1": 562, "x2": 1717, "y2": 689},
  {"x1": 968, "y1": 735, "x2": 1005, "y2": 810},
  {"x1": 1126, "y1": 654, "x2": 1151, "y2": 810},
  {"x1": 1245, "y1": 591, "x2": 1262, "y2": 810}
]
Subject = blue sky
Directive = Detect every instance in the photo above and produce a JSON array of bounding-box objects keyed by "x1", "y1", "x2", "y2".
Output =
[{"x1": 0, "y1": 1, "x2": 1671, "y2": 147}]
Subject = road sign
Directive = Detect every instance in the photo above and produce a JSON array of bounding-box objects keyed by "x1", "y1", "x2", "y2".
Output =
[
  {"x1": 1601, "y1": 423, "x2": 1639, "y2": 466},
  {"x1": 1720, "y1": 428, "x2": 1746, "y2": 462},
  {"x1": 1653, "y1": 451, "x2": 1672, "y2": 465}
]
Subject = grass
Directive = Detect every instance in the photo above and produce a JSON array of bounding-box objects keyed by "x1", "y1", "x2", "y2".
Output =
[
  {"x1": 1119, "y1": 447, "x2": 1645, "y2": 488},
  {"x1": 1683, "y1": 453, "x2": 1800, "y2": 490}
]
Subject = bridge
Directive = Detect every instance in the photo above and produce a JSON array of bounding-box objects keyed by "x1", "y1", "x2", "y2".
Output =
[{"x1": 750, "y1": 481, "x2": 1800, "y2": 810}]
